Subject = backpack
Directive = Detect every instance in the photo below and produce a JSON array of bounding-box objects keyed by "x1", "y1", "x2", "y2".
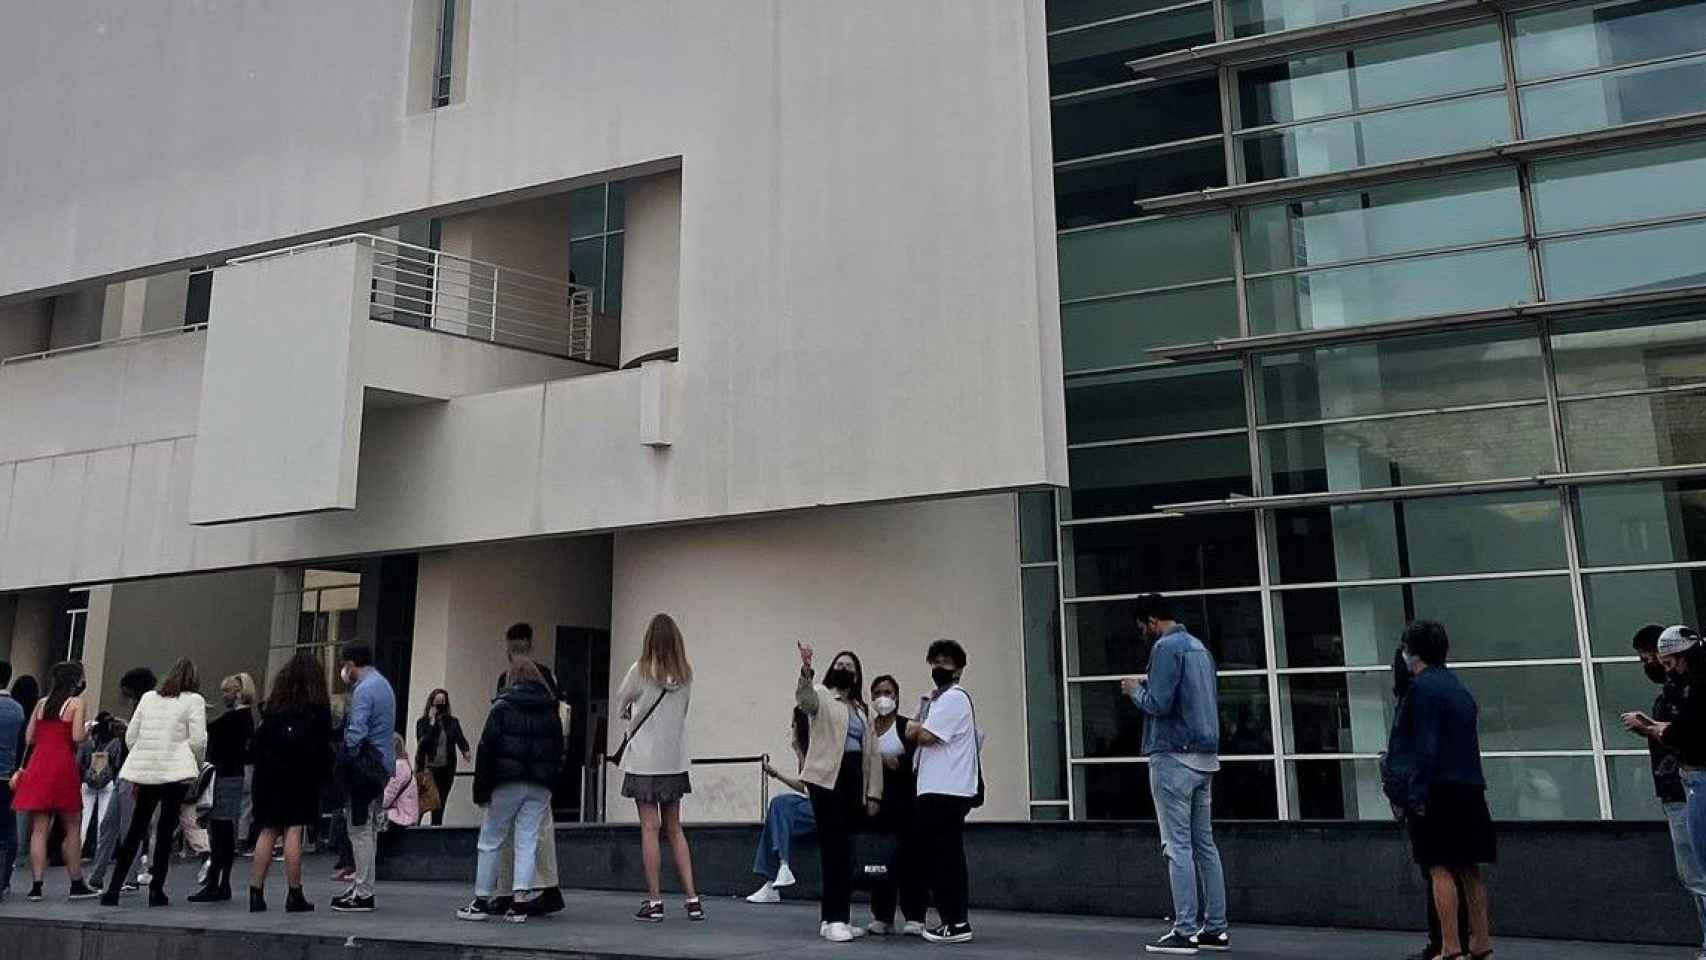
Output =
[{"x1": 82, "y1": 740, "x2": 119, "y2": 790}]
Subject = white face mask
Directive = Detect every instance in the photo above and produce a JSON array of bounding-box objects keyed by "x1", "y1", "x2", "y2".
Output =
[{"x1": 873, "y1": 695, "x2": 897, "y2": 716}]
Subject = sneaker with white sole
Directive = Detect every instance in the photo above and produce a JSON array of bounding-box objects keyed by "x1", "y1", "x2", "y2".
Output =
[
  {"x1": 1192, "y1": 929, "x2": 1229, "y2": 952},
  {"x1": 746, "y1": 882, "x2": 780, "y2": 904},
  {"x1": 824, "y1": 922, "x2": 864, "y2": 943},
  {"x1": 1145, "y1": 930, "x2": 1199, "y2": 954},
  {"x1": 865, "y1": 920, "x2": 894, "y2": 936},
  {"x1": 456, "y1": 898, "x2": 497, "y2": 922},
  {"x1": 774, "y1": 862, "x2": 797, "y2": 888},
  {"x1": 903, "y1": 920, "x2": 928, "y2": 937},
  {"x1": 922, "y1": 922, "x2": 974, "y2": 944}
]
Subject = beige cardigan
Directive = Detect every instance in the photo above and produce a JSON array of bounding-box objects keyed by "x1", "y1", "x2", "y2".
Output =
[{"x1": 795, "y1": 669, "x2": 883, "y2": 804}]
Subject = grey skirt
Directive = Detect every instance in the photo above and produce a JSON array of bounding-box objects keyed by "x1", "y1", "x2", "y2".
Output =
[
  {"x1": 621, "y1": 772, "x2": 691, "y2": 805},
  {"x1": 209, "y1": 774, "x2": 246, "y2": 821}
]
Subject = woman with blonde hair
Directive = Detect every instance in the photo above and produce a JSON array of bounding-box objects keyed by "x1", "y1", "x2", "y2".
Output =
[
  {"x1": 191, "y1": 672, "x2": 258, "y2": 903},
  {"x1": 614, "y1": 613, "x2": 702, "y2": 923},
  {"x1": 101, "y1": 657, "x2": 207, "y2": 908}
]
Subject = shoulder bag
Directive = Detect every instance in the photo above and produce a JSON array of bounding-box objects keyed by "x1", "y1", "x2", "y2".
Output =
[{"x1": 607, "y1": 687, "x2": 671, "y2": 767}]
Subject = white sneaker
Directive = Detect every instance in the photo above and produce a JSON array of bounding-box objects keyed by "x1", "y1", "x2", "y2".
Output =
[
  {"x1": 865, "y1": 920, "x2": 893, "y2": 936},
  {"x1": 137, "y1": 872, "x2": 152, "y2": 885},
  {"x1": 820, "y1": 921, "x2": 830, "y2": 938},
  {"x1": 774, "y1": 862, "x2": 796, "y2": 888},
  {"x1": 746, "y1": 882, "x2": 780, "y2": 904},
  {"x1": 902, "y1": 920, "x2": 927, "y2": 936},
  {"x1": 197, "y1": 860, "x2": 211, "y2": 885},
  {"x1": 824, "y1": 922, "x2": 862, "y2": 943}
]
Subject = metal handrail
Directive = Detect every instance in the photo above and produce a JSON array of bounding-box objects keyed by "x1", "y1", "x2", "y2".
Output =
[
  {"x1": 588, "y1": 753, "x2": 772, "y2": 823},
  {"x1": 235, "y1": 233, "x2": 596, "y2": 361},
  {"x1": 0, "y1": 322, "x2": 209, "y2": 368}
]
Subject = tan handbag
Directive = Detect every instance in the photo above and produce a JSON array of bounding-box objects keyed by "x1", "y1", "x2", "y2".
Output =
[{"x1": 416, "y1": 768, "x2": 443, "y2": 815}]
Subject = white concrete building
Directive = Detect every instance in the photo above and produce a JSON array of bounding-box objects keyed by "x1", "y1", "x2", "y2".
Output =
[{"x1": 0, "y1": 0, "x2": 1064, "y2": 824}]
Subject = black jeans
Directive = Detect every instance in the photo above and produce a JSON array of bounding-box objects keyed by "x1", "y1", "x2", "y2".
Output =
[
  {"x1": 0, "y1": 783, "x2": 15, "y2": 892},
  {"x1": 428, "y1": 767, "x2": 455, "y2": 827},
  {"x1": 807, "y1": 753, "x2": 865, "y2": 924},
  {"x1": 870, "y1": 793, "x2": 921, "y2": 925},
  {"x1": 903, "y1": 794, "x2": 972, "y2": 926},
  {"x1": 110, "y1": 782, "x2": 190, "y2": 894},
  {"x1": 207, "y1": 819, "x2": 237, "y2": 889}
]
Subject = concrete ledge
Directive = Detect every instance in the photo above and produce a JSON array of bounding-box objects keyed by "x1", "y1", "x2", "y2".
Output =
[{"x1": 382, "y1": 819, "x2": 1692, "y2": 945}]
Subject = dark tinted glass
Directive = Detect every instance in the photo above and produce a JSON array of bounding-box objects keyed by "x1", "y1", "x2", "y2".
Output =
[
  {"x1": 1055, "y1": 143, "x2": 1228, "y2": 227},
  {"x1": 1065, "y1": 435, "x2": 1251, "y2": 519},
  {"x1": 1074, "y1": 760, "x2": 1279, "y2": 819},
  {"x1": 1066, "y1": 591, "x2": 1267, "y2": 676},
  {"x1": 1067, "y1": 362, "x2": 1245, "y2": 443},
  {"x1": 1052, "y1": 79, "x2": 1222, "y2": 161},
  {"x1": 1049, "y1": 7, "x2": 1217, "y2": 96},
  {"x1": 1067, "y1": 514, "x2": 1260, "y2": 596},
  {"x1": 1023, "y1": 568, "x2": 1067, "y2": 800}
]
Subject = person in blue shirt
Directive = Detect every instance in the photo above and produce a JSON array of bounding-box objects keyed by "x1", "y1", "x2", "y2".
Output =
[
  {"x1": 1121, "y1": 594, "x2": 1228, "y2": 955},
  {"x1": 331, "y1": 643, "x2": 394, "y2": 914},
  {"x1": 0, "y1": 660, "x2": 26, "y2": 902},
  {"x1": 1386, "y1": 620, "x2": 1494, "y2": 960}
]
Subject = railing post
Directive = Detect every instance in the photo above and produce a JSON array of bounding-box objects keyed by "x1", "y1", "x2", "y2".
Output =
[
  {"x1": 490, "y1": 267, "x2": 500, "y2": 342},
  {"x1": 427, "y1": 248, "x2": 441, "y2": 332}
]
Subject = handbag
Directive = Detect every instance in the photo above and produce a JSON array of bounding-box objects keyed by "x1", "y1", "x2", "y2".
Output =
[
  {"x1": 416, "y1": 768, "x2": 443, "y2": 814},
  {"x1": 607, "y1": 688, "x2": 671, "y2": 767}
]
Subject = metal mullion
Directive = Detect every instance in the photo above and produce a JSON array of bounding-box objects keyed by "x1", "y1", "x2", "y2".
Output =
[
  {"x1": 1231, "y1": 84, "x2": 1508, "y2": 139},
  {"x1": 1047, "y1": 0, "x2": 1214, "y2": 39},
  {"x1": 1053, "y1": 487, "x2": 1076, "y2": 818},
  {"x1": 1241, "y1": 235, "x2": 1528, "y2": 282},
  {"x1": 1517, "y1": 48, "x2": 1706, "y2": 92},
  {"x1": 1579, "y1": 558, "x2": 1706, "y2": 576},
  {"x1": 1070, "y1": 754, "x2": 1276, "y2": 765},
  {"x1": 1254, "y1": 396, "x2": 1549, "y2": 433},
  {"x1": 1068, "y1": 426, "x2": 1247, "y2": 450},
  {"x1": 1274, "y1": 664, "x2": 1393, "y2": 675},
  {"x1": 1055, "y1": 134, "x2": 1226, "y2": 172},
  {"x1": 1065, "y1": 584, "x2": 1263, "y2": 604},
  {"x1": 1537, "y1": 209, "x2": 1706, "y2": 245},
  {"x1": 1068, "y1": 667, "x2": 1270, "y2": 684},
  {"x1": 1012, "y1": 497, "x2": 1039, "y2": 810},
  {"x1": 1271, "y1": 568, "x2": 1570, "y2": 591},
  {"x1": 1058, "y1": 210, "x2": 1177, "y2": 236},
  {"x1": 1018, "y1": 560, "x2": 1060, "y2": 570},
  {"x1": 1060, "y1": 510, "x2": 1190, "y2": 526},
  {"x1": 1559, "y1": 381, "x2": 1706, "y2": 405},
  {"x1": 1067, "y1": 357, "x2": 1193, "y2": 378},
  {"x1": 1590, "y1": 655, "x2": 1640, "y2": 663},
  {"x1": 1060, "y1": 274, "x2": 1233, "y2": 307},
  {"x1": 1561, "y1": 483, "x2": 1614, "y2": 819}
]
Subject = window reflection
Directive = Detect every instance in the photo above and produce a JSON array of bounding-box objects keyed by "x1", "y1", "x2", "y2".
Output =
[
  {"x1": 1049, "y1": 6, "x2": 1216, "y2": 96},
  {"x1": 1066, "y1": 591, "x2": 1267, "y2": 676},
  {"x1": 1066, "y1": 514, "x2": 1260, "y2": 596},
  {"x1": 1584, "y1": 567, "x2": 1706, "y2": 656}
]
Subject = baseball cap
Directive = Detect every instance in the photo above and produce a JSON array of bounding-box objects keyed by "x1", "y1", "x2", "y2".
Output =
[{"x1": 1658, "y1": 625, "x2": 1701, "y2": 657}]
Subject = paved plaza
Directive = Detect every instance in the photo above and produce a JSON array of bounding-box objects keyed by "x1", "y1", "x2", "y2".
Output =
[{"x1": 0, "y1": 863, "x2": 1678, "y2": 959}]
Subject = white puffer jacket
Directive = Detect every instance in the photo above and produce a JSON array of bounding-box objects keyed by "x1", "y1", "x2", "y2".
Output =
[{"x1": 120, "y1": 691, "x2": 208, "y2": 785}]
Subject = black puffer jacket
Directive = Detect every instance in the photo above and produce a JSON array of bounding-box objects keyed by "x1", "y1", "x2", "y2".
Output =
[{"x1": 472, "y1": 681, "x2": 564, "y2": 805}]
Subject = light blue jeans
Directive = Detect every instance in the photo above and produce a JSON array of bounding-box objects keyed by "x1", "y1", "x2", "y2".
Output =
[
  {"x1": 1149, "y1": 754, "x2": 1228, "y2": 936},
  {"x1": 475, "y1": 782, "x2": 552, "y2": 898},
  {"x1": 1668, "y1": 798, "x2": 1706, "y2": 947},
  {"x1": 753, "y1": 792, "x2": 816, "y2": 881}
]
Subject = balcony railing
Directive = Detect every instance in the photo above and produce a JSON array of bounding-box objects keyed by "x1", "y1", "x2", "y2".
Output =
[{"x1": 231, "y1": 234, "x2": 595, "y2": 361}]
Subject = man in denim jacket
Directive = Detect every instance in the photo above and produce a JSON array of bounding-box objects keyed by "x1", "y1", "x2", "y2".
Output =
[
  {"x1": 0, "y1": 661, "x2": 24, "y2": 901},
  {"x1": 1122, "y1": 595, "x2": 1228, "y2": 955}
]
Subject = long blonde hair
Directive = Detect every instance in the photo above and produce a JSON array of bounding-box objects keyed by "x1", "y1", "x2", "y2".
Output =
[{"x1": 638, "y1": 613, "x2": 692, "y2": 686}]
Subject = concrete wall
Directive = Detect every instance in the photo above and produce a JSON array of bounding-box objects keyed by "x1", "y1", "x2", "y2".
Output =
[
  {"x1": 607, "y1": 494, "x2": 1027, "y2": 823},
  {"x1": 619, "y1": 170, "x2": 681, "y2": 366},
  {"x1": 409, "y1": 536, "x2": 613, "y2": 825},
  {"x1": 3, "y1": 590, "x2": 58, "y2": 682},
  {"x1": 96, "y1": 568, "x2": 276, "y2": 715},
  {"x1": 0, "y1": 0, "x2": 1065, "y2": 589}
]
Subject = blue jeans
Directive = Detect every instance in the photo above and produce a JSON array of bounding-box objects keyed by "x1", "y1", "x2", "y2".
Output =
[
  {"x1": 0, "y1": 782, "x2": 15, "y2": 894},
  {"x1": 1665, "y1": 801, "x2": 1706, "y2": 947},
  {"x1": 1685, "y1": 768, "x2": 1706, "y2": 892},
  {"x1": 753, "y1": 793, "x2": 815, "y2": 881},
  {"x1": 1149, "y1": 754, "x2": 1228, "y2": 935},
  {"x1": 475, "y1": 782, "x2": 552, "y2": 898}
]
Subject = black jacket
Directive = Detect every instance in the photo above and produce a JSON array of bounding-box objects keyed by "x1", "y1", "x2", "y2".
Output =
[
  {"x1": 415, "y1": 715, "x2": 470, "y2": 773},
  {"x1": 208, "y1": 707, "x2": 254, "y2": 777},
  {"x1": 1649, "y1": 678, "x2": 1688, "y2": 804},
  {"x1": 1662, "y1": 678, "x2": 1706, "y2": 770},
  {"x1": 472, "y1": 681, "x2": 564, "y2": 805}
]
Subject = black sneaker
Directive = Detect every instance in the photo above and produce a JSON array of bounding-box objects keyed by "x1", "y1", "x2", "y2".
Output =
[
  {"x1": 147, "y1": 889, "x2": 170, "y2": 908},
  {"x1": 1192, "y1": 929, "x2": 1230, "y2": 952},
  {"x1": 68, "y1": 880, "x2": 99, "y2": 901},
  {"x1": 501, "y1": 905, "x2": 529, "y2": 924},
  {"x1": 532, "y1": 887, "x2": 565, "y2": 916},
  {"x1": 330, "y1": 892, "x2": 375, "y2": 913},
  {"x1": 921, "y1": 922, "x2": 974, "y2": 944},
  {"x1": 1146, "y1": 931, "x2": 1199, "y2": 954},
  {"x1": 26, "y1": 883, "x2": 44, "y2": 903},
  {"x1": 685, "y1": 897, "x2": 706, "y2": 922},
  {"x1": 457, "y1": 898, "x2": 498, "y2": 922},
  {"x1": 634, "y1": 899, "x2": 664, "y2": 923}
]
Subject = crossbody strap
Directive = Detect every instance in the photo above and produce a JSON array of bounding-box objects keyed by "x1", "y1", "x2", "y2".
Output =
[{"x1": 618, "y1": 687, "x2": 672, "y2": 751}]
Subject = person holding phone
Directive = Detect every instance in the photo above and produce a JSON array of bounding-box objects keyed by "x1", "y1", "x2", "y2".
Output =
[{"x1": 1629, "y1": 626, "x2": 1706, "y2": 873}]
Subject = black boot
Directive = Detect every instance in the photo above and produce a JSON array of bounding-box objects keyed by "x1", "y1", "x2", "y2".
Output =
[
  {"x1": 286, "y1": 887, "x2": 314, "y2": 913},
  {"x1": 188, "y1": 883, "x2": 230, "y2": 903},
  {"x1": 250, "y1": 887, "x2": 268, "y2": 913}
]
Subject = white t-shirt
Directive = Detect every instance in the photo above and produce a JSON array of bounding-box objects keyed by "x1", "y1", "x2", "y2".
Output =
[
  {"x1": 878, "y1": 722, "x2": 906, "y2": 760},
  {"x1": 916, "y1": 686, "x2": 978, "y2": 798}
]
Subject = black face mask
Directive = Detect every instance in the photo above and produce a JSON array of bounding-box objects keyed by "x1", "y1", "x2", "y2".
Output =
[
  {"x1": 932, "y1": 666, "x2": 957, "y2": 689},
  {"x1": 1647, "y1": 661, "x2": 1671, "y2": 684},
  {"x1": 823, "y1": 668, "x2": 855, "y2": 692}
]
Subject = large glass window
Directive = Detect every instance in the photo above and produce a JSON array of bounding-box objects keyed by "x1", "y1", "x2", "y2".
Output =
[
  {"x1": 1226, "y1": 0, "x2": 1439, "y2": 37},
  {"x1": 1233, "y1": 24, "x2": 1512, "y2": 182},
  {"x1": 1584, "y1": 567, "x2": 1706, "y2": 656},
  {"x1": 1067, "y1": 362, "x2": 1245, "y2": 444},
  {"x1": 1553, "y1": 310, "x2": 1706, "y2": 470},
  {"x1": 1246, "y1": 248, "x2": 1533, "y2": 334},
  {"x1": 1049, "y1": 4, "x2": 1217, "y2": 95},
  {"x1": 1023, "y1": 567, "x2": 1067, "y2": 802},
  {"x1": 568, "y1": 182, "x2": 626, "y2": 316},
  {"x1": 1053, "y1": 78, "x2": 1228, "y2": 226},
  {"x1": 1066, "y1": 591, "x2": 1268, "y2": 676},
  {"x1": 1514, "y1": 0, "x2": 1706, "y2": 137},
  {"x1": 1065, "y1": 514, "x2": 1260, "y2": 596}
]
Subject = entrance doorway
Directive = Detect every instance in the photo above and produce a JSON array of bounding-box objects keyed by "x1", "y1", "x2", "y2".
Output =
[{"x1": 554, "y1": 626, "x2": 610, "y2": 822}]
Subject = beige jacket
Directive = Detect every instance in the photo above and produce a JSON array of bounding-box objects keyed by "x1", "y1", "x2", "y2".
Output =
[{"x1": 795, "y1": 669, "x2": 883, "y2": 804}]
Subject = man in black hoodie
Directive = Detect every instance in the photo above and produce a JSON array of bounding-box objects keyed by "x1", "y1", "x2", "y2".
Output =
[{"x1": 456, "y1": 660, "x2": 563, "y2": 924}]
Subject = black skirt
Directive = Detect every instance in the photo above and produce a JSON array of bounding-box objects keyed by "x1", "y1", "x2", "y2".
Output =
[{"x1": 1409, "y1": 782, "x2": 1497, "y2": 868}]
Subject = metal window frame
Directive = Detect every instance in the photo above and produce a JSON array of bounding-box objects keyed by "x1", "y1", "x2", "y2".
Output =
[
  {"x1": 1232, "y1": 83, "x2": 1509, "y2": 139},
  {"x1": 1514, "y1": 47, "x2": 1706, "y2": 91},
  {"x1": 1241, "y1": 234, "x2": 1528, "y2": 282}
]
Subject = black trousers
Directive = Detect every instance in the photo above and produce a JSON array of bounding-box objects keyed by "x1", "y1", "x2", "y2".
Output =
[
  {"x1": 207, "y1": 819, "x2": 237, "y2": 889},
  {"x1": 109, "y1": 782, "x2": 190, "y2": 894},
  {"x1": 807, "y1": 753, "x2": 865, "y2": 924},
  {"x1": 428, "y1": 767, "x2": 455, "y2": 827},
  {"x1": 870, "y1": 803, "x2": 923, "y2": 925},
  {"x1": 902, "y1": 794, "x2": 972, "y2": 926}
]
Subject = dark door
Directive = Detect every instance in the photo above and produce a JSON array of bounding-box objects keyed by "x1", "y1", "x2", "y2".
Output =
[{"x1": 554, "y1": 626, "x2": 610, "y2": 821}]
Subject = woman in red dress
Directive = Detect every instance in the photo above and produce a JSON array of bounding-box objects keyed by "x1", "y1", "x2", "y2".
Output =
[{"x1": 10, "y1": 661, "x2": 96, "y2": 901}]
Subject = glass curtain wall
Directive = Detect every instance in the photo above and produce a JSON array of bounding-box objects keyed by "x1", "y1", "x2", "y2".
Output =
[{"x1": 1035, "y1": 0, "x2": 1706, "y2": 822}]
